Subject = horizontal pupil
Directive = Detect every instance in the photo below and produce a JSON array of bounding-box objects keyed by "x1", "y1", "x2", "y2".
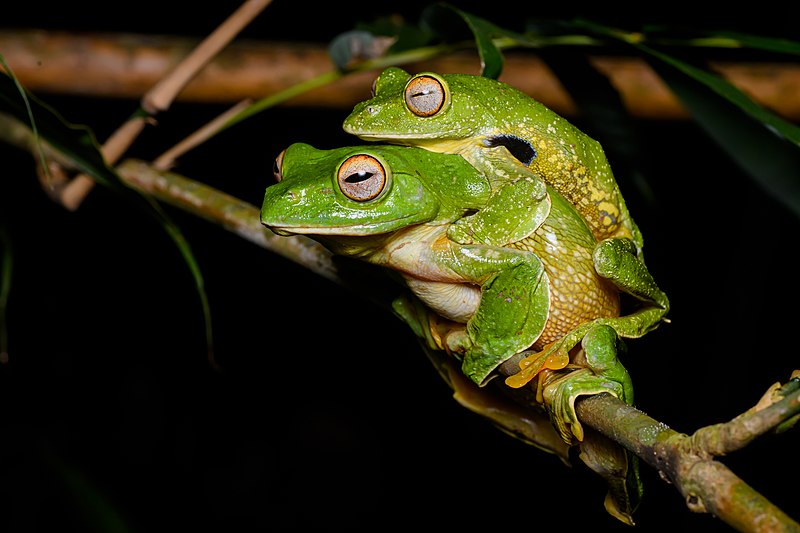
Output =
[{"x1": 345, "y1": 171, "x2": 373, "y2": 183}]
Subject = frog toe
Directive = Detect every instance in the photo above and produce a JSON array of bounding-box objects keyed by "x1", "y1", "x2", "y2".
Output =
[
  {"x1": 543, "y1": 367, "x2": 626, "y2": 444},
  {"x1": 446, "y1": 218, "x2": 476, "y2": 245},
  {"x1": 503, "y1": 343, "x2": 570, "y2": 389}
]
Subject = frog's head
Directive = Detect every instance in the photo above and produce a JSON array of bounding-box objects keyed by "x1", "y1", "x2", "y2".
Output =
[
  {"x1": 342, "y1": 67, "x2": 538, "y2": 145},
  {"x1": 260, "y1": 143, "x2": 484, "y2": 241}
]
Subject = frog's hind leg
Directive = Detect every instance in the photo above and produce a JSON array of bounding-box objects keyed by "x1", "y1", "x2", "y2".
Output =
[{"x1": 542, "y1": 324, "x2": 633, "y2": 444}]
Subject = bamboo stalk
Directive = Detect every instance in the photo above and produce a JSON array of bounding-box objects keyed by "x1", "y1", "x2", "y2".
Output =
[
  {"x1": 4, "y1": 29, "x2": 800, "y2": 120},
  {"x1": 54, "y1": 1, "x2": 273, "y2": 210}
]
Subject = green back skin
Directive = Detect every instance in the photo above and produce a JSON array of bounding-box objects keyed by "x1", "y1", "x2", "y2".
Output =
[{"x1": 343, "y1": 67, "x2": 644, "y2": 253}]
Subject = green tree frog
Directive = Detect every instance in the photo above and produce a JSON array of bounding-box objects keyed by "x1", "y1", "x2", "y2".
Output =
[
  {"x1": 342, "y1": 69, "x2": 670, "y2": 418},
  {"x1": 259, "y1": 142, "x2": 665, "y2": 445},
  {"x1": 342, "y1": 67, "x2": 641, "y2": 251}
]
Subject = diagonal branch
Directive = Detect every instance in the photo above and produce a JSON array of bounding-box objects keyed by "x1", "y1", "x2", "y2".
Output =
[
  {"x1": 101, "y1": 153, "x2": 800, "y2": 533},
  {"x1": 0, "y1": 114, "x2": 798, "y2": 532},
  {"x1": 690, "y1": 373, "x2": 800, "y2": 456},
  {"x1": 110, "y1": 158, "x2": 800, "y2": 533},
  {"x1": 55, "y1": 0, "x2": 273, "y2": 210},
  {"x1": 576, "y1": 387, "x2": 800, "y2": 533}
]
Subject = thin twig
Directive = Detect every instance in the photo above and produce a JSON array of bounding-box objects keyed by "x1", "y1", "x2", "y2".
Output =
[
  {"x1": 690, "y1": 377, "x2": 800, "y2": 456},
  {"x1": 152, "y1": 99, "x2": 253, "y2": 170},
  {"x1": 56, "y1": 0, "x2": 273, "y2": 210},
  {"x1": 142, "y1": 0, "x2": 273, "y2": 114},
  {"x1": 59, "y1": 118, "x2": 148, "y2": 210},
  {"x1": 116, "y1": 158, "x2": 340, "y2": 283}
]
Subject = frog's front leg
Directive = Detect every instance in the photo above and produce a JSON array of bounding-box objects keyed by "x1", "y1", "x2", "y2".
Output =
[
  {"x1": 447, "y1": 153, "x2": 551, "y2": 247},
  {"x1": 427, "y1": 243, "x2": 552, "y2": 387},
  {"x1": 594, "y1": 237, "x2": 670, "y2": 323}
]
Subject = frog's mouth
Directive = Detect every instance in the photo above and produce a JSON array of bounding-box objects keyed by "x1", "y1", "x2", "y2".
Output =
[
  {"x1": 354, "y1": 131, "x2": 457, "y2": 142},
  {"x1": 352, "y1": 133, "x2": 471, "y2": 155},
  {"x1": 263, "y1": 219, "x2": 409, "y2": 237}
]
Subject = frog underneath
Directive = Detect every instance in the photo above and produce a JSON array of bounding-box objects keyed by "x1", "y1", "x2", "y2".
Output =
[{"x1": 260, "y1": 142, "x2": 666, "y2": 445}]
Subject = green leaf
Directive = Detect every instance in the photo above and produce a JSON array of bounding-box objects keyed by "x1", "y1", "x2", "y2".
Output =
[
  {"x1": 418, "y1": 7, "x2": 602, "y2": 78},
  {"x1": 0, "y1": 69, "x2": 124, "y2": 190},
  {"x1": 0, "y1": 64, "x2": 215, "y2": 364},
  {"x1": 647, "y1": 55, "x2": 800, "y2": 220},
  {"x1": 567, "y1": 21, "x2": 800, "y2": 219},
  {"x1": 574, "y1": 21, "x2": 800, "y2": 146},
  {"x1": 636, "y1": 44, "x2": 800, "y2": 146},
  {"x1": 712, "y1": 31, "x2": 800, "y2": 55},
  {"x1": 642, "y1": 26, "x2": 800, "y2": 56},
  {"x1": 421, "y1": 3, "x2": 508, "y2": 78},
  {"x1": 43, "y1": 447, "x2": 132, "y2": 533}
]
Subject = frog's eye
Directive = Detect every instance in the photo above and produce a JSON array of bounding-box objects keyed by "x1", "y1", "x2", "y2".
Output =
[
  {"x1": 272, "y1": 149, "x2": 286, "y2": 182},
  {"x1": 337, "y1": 154, "x2": 388, "y2": 202},
  {"x1": 404, "y1": 74, "x2": 446, "y2": 117}
]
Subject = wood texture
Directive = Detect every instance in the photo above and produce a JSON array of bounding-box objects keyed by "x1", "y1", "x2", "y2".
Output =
[{"x1": 3, "y1": 29, "x2": 799, "y2": 120}]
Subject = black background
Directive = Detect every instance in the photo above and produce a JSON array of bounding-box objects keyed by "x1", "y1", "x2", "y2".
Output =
[{"x1": 1, "y1": 2, "x2": 798, "y2": 531}]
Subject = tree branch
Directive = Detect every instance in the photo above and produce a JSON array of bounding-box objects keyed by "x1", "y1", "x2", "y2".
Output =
[
  {"x1": 1, "y1": 108, "x2": 798, "y2": 533},
  {"x1": 53, "y1": 1, "x2": 273, "y2": 210},
  {"x1": 116, "y1": 157, "x2": 800, "y2": 530},
  {"x1": 4, "y1": 29, "x2": 800, "y2": 120},
  {"x1": 576, "y1": 387, "x2": 800, "y2": 533}
]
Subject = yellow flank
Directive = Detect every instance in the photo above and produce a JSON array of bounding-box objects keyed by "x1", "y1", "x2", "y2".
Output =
[
  {"x1": 510, "y1": 202, "x2": 620, "y2": 348},
  {"x1": 524, "y1": 134, "x2": 630, "y2": 243},
  {"x1": 598, "y1": 201, "x2": 620, "y2": 228}
]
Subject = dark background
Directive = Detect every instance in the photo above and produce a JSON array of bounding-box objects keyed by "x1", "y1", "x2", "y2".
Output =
[{"x1": 2, "y1": 2, "x2": 798, "y2": 531}]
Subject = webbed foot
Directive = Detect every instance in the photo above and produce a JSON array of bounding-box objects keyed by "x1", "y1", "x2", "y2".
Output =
[
  {"x1": 460, "y1": 261, "x2": 550, "y2": 386},
  {"x1": 502, "y1": 320, "x2": 594, "y2": 391},
  {"x1": 503, "y1": 342, "x2": 571, "y2": 390},
  {"x1": 543, "y1": 324, "x2": 633, "y2": 443},
  {"x1": 505, "y1": 324, "x2": 633, "y2": 444}
]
